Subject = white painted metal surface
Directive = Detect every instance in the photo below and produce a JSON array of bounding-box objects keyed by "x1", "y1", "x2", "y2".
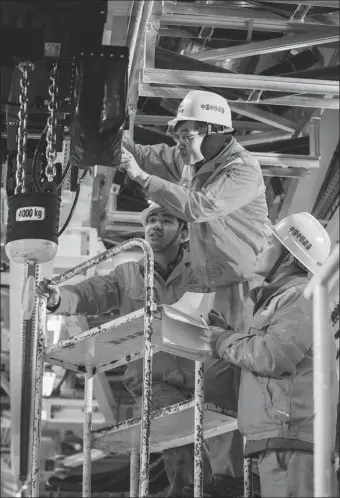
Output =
[
  {"x1": 92, "y1": 401, "x2": 238, "y2": 454},
  {"x1": 45, "y1": 311, "x2": 162, "y2": 371}
]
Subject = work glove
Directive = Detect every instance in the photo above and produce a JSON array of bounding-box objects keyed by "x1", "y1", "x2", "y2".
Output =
[{"x1": 36, "y1": 278, "x2": 60, "y2": 309}]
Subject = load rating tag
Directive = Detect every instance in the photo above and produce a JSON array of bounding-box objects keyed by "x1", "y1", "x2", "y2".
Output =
[{"x1": 16, "y1": 206, "x2": 46, "y2": 222}]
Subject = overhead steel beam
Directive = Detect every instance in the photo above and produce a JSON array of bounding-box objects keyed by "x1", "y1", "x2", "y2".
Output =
[
  {"x1": 262, "y1": 168, "x2": 311, "y2": 178},
  {"x1": 253, "y1": 153, "x2": 319, "y2": 169},
  {"x1": 261, "y1": 96, "x2": 340, "y2": 109},
  {"x1": 189, "y1": 29, "x2": 339, "y2": 62},
  {"x1": 134, "y1": 115, "x2": 276, "y2": 131},
  {"x1": 142, "y1": 68, "x2": 340, "y2": 95},
  {"x1": 139, "y1": 85, "x2": 298, "y2": 132},
  {"x1": 256, "y1": 0, "x2": 339, "y2": 6},
  {"x1": 237, "y1": 131, "x2": 293, "y2": 146},
  {"x1": 140, "y1": 85, "x2": 338, "y2": 109},
  {"x1": 160, "y1": 3, "x2": 332, "y2": 33}
]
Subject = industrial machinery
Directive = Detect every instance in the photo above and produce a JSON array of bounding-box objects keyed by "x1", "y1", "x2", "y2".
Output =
[{"x1": 1, "y1": 1, "x2": 339, "y2": 497}]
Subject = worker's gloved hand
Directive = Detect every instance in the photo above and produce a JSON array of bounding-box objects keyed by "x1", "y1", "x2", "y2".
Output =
[
  {"x1": 120, "y1": 147, "x2": 150, "y2": 185},
  {"x1": 36, "y1": 278, "x2": 60, "y2": 308}
]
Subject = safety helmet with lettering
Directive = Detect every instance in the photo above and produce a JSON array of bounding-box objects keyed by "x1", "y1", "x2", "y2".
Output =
[
  {"x1": 167, "y1": 90, "x2": 233, "y2": 131},
  {"x1": 270, "y1": 212, "x2": 331, "y2": 274}
]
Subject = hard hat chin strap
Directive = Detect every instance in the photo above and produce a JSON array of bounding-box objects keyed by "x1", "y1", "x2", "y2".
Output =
[
  {"x1": 153, "y1": 221, "x2": 186, "y2": 254},
  {"x1": 265, "y1": 248, "x2": 289, "y2": 284}
]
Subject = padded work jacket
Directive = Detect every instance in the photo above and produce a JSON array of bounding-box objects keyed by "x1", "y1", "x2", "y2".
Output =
[
  {"x1": 215, "y1": 274, "x2": 338, "y2": 449},
  {"x1": 124, "y1": 134, "x2": 270, "y2": 287},
  {"x1": 53, "y1": 250, "x2": 205, "y2": 396}
]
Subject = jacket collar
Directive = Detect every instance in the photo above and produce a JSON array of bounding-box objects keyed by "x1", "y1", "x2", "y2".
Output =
[
  {"x1": 137, "y1": 247, "x2": 191, "y2": 285},
  {"x1": 251, "y1": 272, "x2": 308, "y2": 315}
]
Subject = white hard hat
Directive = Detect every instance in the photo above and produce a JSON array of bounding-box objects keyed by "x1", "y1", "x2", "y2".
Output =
[
  {"x1": 270, "y1": 212, "x2": 331, "y2": 274},
  {"x1": 141, "y1": 202, "x2": 188, "y2": 229},
  {"x1": 167, "y1": 90, "x2": 233, "y2": 131}
]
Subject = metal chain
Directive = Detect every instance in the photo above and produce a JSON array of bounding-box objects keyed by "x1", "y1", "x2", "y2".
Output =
[
  {"x1": 15, "y1": 62, "x2": 35, "y2": 195},
  {"x1": 45, "y1": 62, "x2": 59, "y2": 182}
]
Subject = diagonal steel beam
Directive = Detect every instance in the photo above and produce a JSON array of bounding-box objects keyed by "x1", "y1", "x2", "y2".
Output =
[
  {"x1": 189, "y1": 29, "x2": 339, "y2": 62},
  {"x1": 237, "y1": 131, "x2": 293, "y2": 146},
  {"x1": 142, "y1": 68, "x2": 340, "y2": 95}
]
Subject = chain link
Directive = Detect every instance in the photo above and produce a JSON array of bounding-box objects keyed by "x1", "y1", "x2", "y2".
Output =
[
  {"x1": 15, "y1": 62, "x2": 34, "y2": 195},
  {"x1": 45, "y1": 62, "x2": 59, "y2": 182}
]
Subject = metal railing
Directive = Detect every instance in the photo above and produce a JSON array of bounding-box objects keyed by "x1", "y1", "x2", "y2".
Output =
[
  {"x1": 29, "y1": 237, "x2": 250, "y2": 498},
  {"x1": 304, "y1": 244, "x2": 339, "y2": 498},
  {"x1": 31, "y1": 239, "x2": 155, "y2": 497}
]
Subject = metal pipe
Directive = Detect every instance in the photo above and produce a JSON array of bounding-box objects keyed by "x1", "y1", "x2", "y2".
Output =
[
  {"x1": 142, "y1": 68, "x2": 339, "y2": 95},
  {"x1": 82, "y1": 369, "x2": 94, "y2": 498},
  {"x1": 126, "y1": 0, "x2": 145, "y2": 78},
  {"x1": 194, "y1": 361, "x2": 204, "y2": 498},
  {"x1": 312, "y1": 284, "x2": 334, "y2": 497},
  {"x1": 304, "y1": 245, "x2": 339, "y2": 299},
  {"x1": 49, "y1": 238, "x2": 153, "y2": 286},
  {"x1": 130, "y1": 448, "x2": 140, "y2": 497},
  {"x1": 30, "y1": 297, "x2": 47, "y2": 497},
  {"x1": 129, "y1": 1, "x2": 155, "y2": 87},
  {"x1": 138, "y1": 240, "x2": 155, "y2": 497},
  {"x1": 243, "y1": 436, "x2": 253, "y2": 498},
  {"x1": 188, "y1": 29, "x2": 339, "y2": 62}
]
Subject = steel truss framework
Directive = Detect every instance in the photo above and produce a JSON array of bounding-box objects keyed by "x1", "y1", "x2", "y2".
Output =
[{"x1": 127, "y1": 1, "x2": 340, "y2": 176}]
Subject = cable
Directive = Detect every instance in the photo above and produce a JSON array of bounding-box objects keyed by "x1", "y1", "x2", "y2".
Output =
[{"x1": 57, "y1": 170, "x2": 88, "y2": 237}]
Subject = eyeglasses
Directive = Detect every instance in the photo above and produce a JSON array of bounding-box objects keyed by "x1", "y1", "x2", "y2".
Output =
[{"x1": 172, "y1": 134, "x2": 199, "y2": 145}]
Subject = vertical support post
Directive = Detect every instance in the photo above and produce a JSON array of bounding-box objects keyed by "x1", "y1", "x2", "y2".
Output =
[
  {"x1": 194, "y1": 361, "x2": 204, "y2": 498},
  {"x1": 82, "y1": 369, "x2": 94, "y2": 498},
  {"x1": 313, "y1": 284, "x2": 333, "y2": 497},
  {"x1": 138, "y1": 245, "x2": 154, "y2": 498},
  {"x1": 130, "y1": 448, "x2": 140, "y2": 497},
  {"x1": 309, "y1": 116, "x2": 321, "y2": 157},
  {"x1": 243, "y1": 437, "x2": 253, "y2": 498},
  {"x1": 30, "y1": 296, "x2": 47, "y2": 497}
]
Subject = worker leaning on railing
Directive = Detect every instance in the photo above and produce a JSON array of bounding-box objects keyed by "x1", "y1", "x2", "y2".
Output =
[
  {"x1": 37, "y1": 203, "x2": 232, "y2": 498},
  {"x1": 201, "y1": 212, "x2": 338, "y2": 498}
]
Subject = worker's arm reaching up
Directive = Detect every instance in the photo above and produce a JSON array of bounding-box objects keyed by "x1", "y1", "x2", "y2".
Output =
[
  {"x1": 122, "y1": 132, "x2": 183, "y2": 183},
  {"x1": 36, "y1": 272, "x2": 121, "y2": 316},
  {"x1": 121, "y1": 146, "x2": 261, "y2": 222}
]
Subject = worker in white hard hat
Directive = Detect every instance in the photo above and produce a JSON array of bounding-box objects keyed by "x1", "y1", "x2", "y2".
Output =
[
  {"x1": 37, "y1": 203, "x2": 219, "y2": 498},
  {"x1": 201, "y1": 212, "x2": 338, "y2": 498},
  {"x1": 120, "y1": 89, "x2": 270, "y2": 487}
]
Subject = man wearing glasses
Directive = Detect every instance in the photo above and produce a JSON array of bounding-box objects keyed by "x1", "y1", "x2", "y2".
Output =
[{"x1": 121, "y1": 90, "x2": 270, "y2": 496}]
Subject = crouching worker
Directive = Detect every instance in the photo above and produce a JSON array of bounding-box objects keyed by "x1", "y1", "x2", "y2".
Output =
[
  {"x1": 37, "y1": 203, "x2": 215, "y2": 497},
  {"x1": 201, "y1": 212, "x2": 338, "y2": 498}
]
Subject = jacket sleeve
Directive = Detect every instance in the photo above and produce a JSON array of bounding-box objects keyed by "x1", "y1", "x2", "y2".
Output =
[
  {"x1": 55, "y1": 272, "x2": 121, "y2": 316},
  {"x1": 144, "y1": 160, "x2": 261, "y2": 222},
  {"x1": 123, "y1": 133, "x2": 183, "y2": 183},
  {"x1": 216, "y1": 289, "x2": 313, "y2": 378}
]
